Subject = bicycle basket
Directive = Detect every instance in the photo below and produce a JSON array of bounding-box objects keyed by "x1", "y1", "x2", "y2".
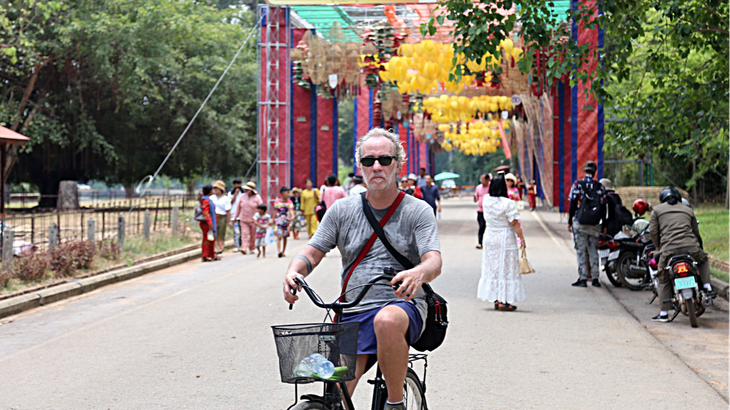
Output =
[{"x1": 272, "y1": 322, "x2": 358, "y2": 384}]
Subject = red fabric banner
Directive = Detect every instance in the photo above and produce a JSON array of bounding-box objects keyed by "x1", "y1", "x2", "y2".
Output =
[
  {"x1": 356, "y1": 83, "x2": 370, "y2": 143},
  {"x1": 397, "y1": 122, "x2": 408, "y2": 177},
  {"x1": 291, "y1": 29, "x2": 310, "y2": 189},
  {"x1": 576, "y1": 5, "x2": 600, "y2": 174},
  {"x1": 316, "y1": 96, "x2": 334, "y2": 186}
]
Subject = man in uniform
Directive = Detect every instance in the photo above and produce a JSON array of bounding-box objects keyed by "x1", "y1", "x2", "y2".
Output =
[
  {"x1": 283, "y1": 128, "x2": 442, "y2": 410},
  {"x1": 649, "y1": 186, "x2": 715, "y2": 322},
  {"x1": 568, "y1": 161, "x2": 607, "y2": 287}
]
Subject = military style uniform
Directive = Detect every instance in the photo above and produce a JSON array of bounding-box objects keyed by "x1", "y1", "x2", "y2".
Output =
[
  {"x1": 568, "y1": 175, "x2": 607, "y2": 281},
  {"x1": 649, "y1": 202, "x2": 710, "y2": 311}
]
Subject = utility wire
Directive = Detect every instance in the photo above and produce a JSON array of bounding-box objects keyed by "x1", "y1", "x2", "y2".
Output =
[{"x1": 127, "y1": 15, "x2": 262, "y2": 216}]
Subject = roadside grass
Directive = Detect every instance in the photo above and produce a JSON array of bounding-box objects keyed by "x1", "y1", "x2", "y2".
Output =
[
  {"x1": 695, "y1": 205, "x2": 729, "y2": 281},
  {"x1": 1, "y1": 223, "x2": 200, "y2": 295}
]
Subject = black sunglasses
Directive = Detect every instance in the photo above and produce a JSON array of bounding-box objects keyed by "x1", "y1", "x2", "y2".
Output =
[{"x1": 360, "y1": 156, "x2": 396, "y2": 167}]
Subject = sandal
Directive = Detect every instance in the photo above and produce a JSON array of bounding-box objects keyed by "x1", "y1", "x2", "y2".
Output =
[
  {"x1": 494, "y1": 301, "x2": 500, "y2": 310},
  {"x1": 476, "y1": 244, "x2": 483, "y2": 249},
  {"x1": 498, "y1": 303, "x2": 517, "y2": 312},
  {"x1": 202, "y1": 257, "x2": 212, "y2": 262}
]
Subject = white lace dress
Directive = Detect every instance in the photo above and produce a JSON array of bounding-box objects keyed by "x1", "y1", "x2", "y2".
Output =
[{"x1": 477, "y1": 196, "x2": 526, "y2": 304}]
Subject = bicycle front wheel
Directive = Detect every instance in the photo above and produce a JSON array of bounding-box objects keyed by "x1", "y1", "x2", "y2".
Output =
[
  {"x1": 377, "y1": 368, "x2": 426, "y2": 410},
  {"x1": 290, "y1": 401, "x2": 324, "y2": 410}
]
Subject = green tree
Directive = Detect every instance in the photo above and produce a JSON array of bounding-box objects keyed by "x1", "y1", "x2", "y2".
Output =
[{"x1": 1, "y1": 0, "x2": 259, "y2": 206}]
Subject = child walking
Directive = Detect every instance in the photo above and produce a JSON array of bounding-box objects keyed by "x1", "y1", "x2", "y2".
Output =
[
  {"x1": 254, "y1": 203, "x2": 272, "y2": 258},
  {"x1": 274, "y1": 187, "x2": 295, "y2": 258}
]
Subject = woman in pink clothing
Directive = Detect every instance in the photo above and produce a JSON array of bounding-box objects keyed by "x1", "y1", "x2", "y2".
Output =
[
  {"x1": 474, "y1": 173, "x2": 491, "y2": 249},
  {"x1": 321, "y1": 173, "x2": 346, "y2": 209},
  {"x1": 233, "y1": 181, "x2": 263, "y2": 254}
]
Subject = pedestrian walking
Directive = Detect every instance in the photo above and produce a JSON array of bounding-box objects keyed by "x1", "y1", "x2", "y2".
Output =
[
  {"x1": 199, "y1": 184, "x2": 217, "y2": 262},
  {"x1": 348, "y1": 174, "x2": 367, "y2": 196},
  {"x1": 527, "y1": 179, "x2": 537, "y2": 211},
  {"x1": 321, "y1": 173, "x2": 347, "y2": 209},
  {"x1": 421, "y1": 175, "x2": 441, "y2": 217},
  {"x1": 233, "y1": 181, "x2": 263, "y2": 255},
  {"x1": 274, "y1": 187, "x2": 295, "y2": 258},
  {"x1": 404, "y1": 174, "x2": 423, "y2": 198},
  {"x1": 229, "y1": 178, "x2": 244, "y2": 252},
  {"x1": 300, "y1": 179, "x2": 320, "y2": 238},
  {"x1": 254, "y1": 203, "x2": 272, "y2": 258},
  {"x1": 474, "y1": 173, "x2": 491, "y2": 249},
  {"x1": 416, "y1": 167, "x2": 427, "y2": 189},
  {"x1": 477, "y1": 174, "x2": 527, "y2": 311},
  {"x1": 568, "y1": 161, "x2": 607, "y2": 287},
  {"x1": 289, "y1": 187, "x2": 304, "y2": 239},
  {"x1": 212, "y1": 180, "x2": 230, "y2": 257}
]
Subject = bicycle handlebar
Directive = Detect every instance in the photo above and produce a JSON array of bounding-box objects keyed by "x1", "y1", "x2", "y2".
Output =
[{"x1": 290, "y1": 269, "x2": 398, "y2": 312}]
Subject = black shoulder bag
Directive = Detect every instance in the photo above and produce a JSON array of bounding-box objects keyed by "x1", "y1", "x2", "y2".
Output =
[
  {"x1": 360, "y1": 192, "x2": 448, "y2": 352},
  {"x1": 315, "y1": 188, "x2": 327, "y2": 222}
]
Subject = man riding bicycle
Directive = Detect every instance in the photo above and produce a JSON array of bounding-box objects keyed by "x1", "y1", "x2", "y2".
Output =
[{"x1": 283, "y1": 128, "x2": 442, "y2": 410}]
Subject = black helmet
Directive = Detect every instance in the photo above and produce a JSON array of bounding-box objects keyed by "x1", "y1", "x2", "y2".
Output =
[
  {"x1": 584, "y1": 161, "x2": 597, "y2": 174},
  {"x1": 659, "y1": 186, "x2": 681, "y2": 205}
]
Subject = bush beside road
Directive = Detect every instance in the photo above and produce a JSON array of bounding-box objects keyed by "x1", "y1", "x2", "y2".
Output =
[{"x1": 694, "y1": 205, "x2": 729, "y2": 282}]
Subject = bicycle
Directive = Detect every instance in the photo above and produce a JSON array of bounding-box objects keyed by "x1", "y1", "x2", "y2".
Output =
[{"x1": 272, "y1": 270, "x2": 429, "y2": 410}]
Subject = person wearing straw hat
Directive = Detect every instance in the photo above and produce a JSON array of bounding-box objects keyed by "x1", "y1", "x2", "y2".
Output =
[
  {"x1": 234, "y1": 181, "x2": 263, "y2": 254},
  {"x1": 212, "y1": 180, "x2": 230, "y2": 257}
]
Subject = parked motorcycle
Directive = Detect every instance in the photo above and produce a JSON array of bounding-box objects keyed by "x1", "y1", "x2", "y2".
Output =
[
  {"x1": 598, "y1": 233, "x2": 622, "y2": 287},
  {"x1": 664, "y1": 254, "x2": 714, "y2": 328}
]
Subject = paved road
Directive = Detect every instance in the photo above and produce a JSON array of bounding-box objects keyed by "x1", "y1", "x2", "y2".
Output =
[{"x1": 0, "y1": 198, "x2": 727, "y2": 409}]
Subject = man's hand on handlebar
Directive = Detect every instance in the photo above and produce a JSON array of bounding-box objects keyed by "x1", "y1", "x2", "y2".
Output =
[
  {"x1": 283, "y1": 270, "x2": 304, "y2": 305},
  {"x1": 391, "y1": 268, "x2": 424, "y2": 302}
]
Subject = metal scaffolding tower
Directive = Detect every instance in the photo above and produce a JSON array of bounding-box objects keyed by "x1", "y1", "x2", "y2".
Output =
[{"x1": 258, "y1": 5, "x2": 290, "y2": 210}]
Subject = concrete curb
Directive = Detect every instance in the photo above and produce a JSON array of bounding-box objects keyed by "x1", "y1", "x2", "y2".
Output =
[{"x1": 0, "y1": 241, "x2": 233, "y2": 320}]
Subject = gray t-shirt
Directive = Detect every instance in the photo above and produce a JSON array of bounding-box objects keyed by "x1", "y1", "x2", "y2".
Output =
[{"x1": 308, "y1": 193, "x2": 441, "y2": 321}]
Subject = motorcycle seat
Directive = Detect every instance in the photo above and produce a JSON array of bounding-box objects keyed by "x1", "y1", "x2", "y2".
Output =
[{"x1": 667, "y1": 254, "x2": 695, "y2": 265}]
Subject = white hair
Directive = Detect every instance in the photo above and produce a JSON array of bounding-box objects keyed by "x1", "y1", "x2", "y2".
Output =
[{"x1": 355, "y1": 128, "x2": 407, "y2": 169}]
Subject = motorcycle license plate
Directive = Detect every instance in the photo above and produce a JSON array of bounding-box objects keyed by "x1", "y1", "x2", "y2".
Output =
[
  {"x1": 674, "y1": 277, "x2": 696, "y2": 290},
  {"x1": 598, "y1": 249, "x2": 610, "y2": 258},
  {"x1": 608, "y1": 250, "x2": 620, "y2": 261}
]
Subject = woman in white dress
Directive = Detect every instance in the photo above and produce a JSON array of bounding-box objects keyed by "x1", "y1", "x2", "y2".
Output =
[{"x1": 478, "y1": 174, "x2": 527, "y2": 311}]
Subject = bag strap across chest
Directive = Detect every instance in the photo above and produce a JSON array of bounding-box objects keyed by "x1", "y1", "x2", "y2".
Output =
[{"x1": 338, "y1": 191, "x2": 406, "y2": 302}]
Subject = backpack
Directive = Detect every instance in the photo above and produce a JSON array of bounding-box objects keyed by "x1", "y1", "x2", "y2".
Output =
[
  {"x1": 604, "y1": 193, "x2": 632, "y2": 235},
  {"x1": 576, "y1": 180, "x2": 602, "y2": 225}
]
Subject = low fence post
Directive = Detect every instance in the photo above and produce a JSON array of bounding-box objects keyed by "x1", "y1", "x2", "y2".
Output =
[
  {"x1": 143, "y1": 211, "x2": 151, "y2": 240},
  {"x1": 48, "y1": 223, "x2": 59, "y2": 249},
  {"x1": 88, "y1": 217, "x2": 96, "y2": 243},
  {"x1": 172, "y1": 205, "x2": 179, "y2": 235},
  {"x1": 117, "y1": 216, "x2": 125, "y2": 249},
  {"x1": 2, "y1": 226, "x2": 14, "y2": 268}
]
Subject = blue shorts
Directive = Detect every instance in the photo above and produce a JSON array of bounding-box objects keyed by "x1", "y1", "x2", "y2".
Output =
[{"x1": 340, "y1": 300, "x2": 423, "y2": 355}]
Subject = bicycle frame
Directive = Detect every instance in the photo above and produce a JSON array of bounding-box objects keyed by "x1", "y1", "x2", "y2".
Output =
[{"x1": 286, "y1": 273, "x2": 428, "y2": 410}]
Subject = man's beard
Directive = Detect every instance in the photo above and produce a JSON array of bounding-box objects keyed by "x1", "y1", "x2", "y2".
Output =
[{"x1": 364, "y1": 168, "x2": 398, "y2": 191}]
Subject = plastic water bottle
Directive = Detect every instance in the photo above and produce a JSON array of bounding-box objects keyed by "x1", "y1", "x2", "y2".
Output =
[
  {"x1": 293, "y1": 353, "x2": 334, "y2": 379},
  {"x1": 310, "y1": 353, "x2": 335, "y2": 379}
]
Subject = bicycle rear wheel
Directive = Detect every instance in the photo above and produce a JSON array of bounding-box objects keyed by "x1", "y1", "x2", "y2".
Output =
[{"x1": 376, "y1": 368, "x2": 426, "y2": 410}]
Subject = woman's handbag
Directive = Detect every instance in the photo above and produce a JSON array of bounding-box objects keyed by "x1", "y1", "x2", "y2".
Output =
[
  {"x1": 517, "y1": 200, "x2": 525, "y2": 211},
  {"x1": 519, "y1": 249, "x2": 535, "y2": 274},
  {"x1": 361, "y1": 193, "x2": 448, "y2": 352}
]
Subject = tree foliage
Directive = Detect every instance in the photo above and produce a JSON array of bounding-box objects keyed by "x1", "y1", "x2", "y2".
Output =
[
  {"x1": 424, "y1": 0, "x2": 728, "y2": 197},
  {"x1": 1, "y1": 0, "x2": 258, "y2": 205}
]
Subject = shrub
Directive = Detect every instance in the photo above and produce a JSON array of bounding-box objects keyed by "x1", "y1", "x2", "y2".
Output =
[
  {"x1": 8, "y1": 251, "x2": 51, "y2": 283},
  {"x1": 48, "y1": 240, "x2": 97, "y2": 277},
  {"x1": 97, "y1": 239, "x2": 121, "y2": 261}
]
